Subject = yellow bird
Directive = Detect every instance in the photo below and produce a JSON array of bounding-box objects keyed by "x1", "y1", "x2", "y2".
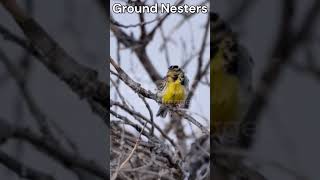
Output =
[
  {"x1": 211, "y1": 12, "x2": 253, "y2": 145},
  {"x1": 212, "y1": 50, "x2": 239, "y2": 134},
  {"x1": 156, "y1": 65, "x2": 189, "y2": 118}
]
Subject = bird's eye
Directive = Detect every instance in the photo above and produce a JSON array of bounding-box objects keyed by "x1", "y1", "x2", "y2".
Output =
[{"x1": 168, "y1": 65, "x2": 179, "y2": 70}]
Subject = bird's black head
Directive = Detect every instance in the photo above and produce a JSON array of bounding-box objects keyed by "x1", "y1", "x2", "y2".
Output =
[
  {"x1": 167, "y1": 65, "x2": 183, "y2": 80},
  {"x1": 168, "y1": 65, "x2": 179, "y2": 70}
]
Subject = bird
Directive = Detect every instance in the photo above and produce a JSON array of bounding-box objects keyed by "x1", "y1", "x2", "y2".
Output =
[
  {"x1": 156, "y1": 65, "x2": 189, "y2": 118},
  {"x1": 211, "y1": 12, "x2": 253, "y2": 147}
]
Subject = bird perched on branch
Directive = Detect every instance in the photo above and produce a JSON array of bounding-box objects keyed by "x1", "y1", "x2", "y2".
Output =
[
  {"x1": 211, "y1": 12, "x2": 253, "y2": 147},
  {"x1": 156, "y1": 65, "x2": 189, "y2": 118}
]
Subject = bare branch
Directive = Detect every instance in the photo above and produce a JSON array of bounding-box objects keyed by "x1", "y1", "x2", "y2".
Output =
[
  {"x1": 111, "y1": 122, "x2": 147, "y2": 180},
  {"x1": 1, "y1": 0, "x2": 108, "y2": 109},
  {"x1": 0, "y1": 49, "x2": 56, "y2": 141},
  {"x1": 0, "y1": 117, "x2": 109, "y2": 179},
  {"x1": 0, "y1": 150, "x2": 55, "y2": 180},
  {"x1": 110, "y1": 57, "x2": 158, "y2": 101},
  {"x1": 110, "y1": 100, "x2": 177, "y2": 148},
  {"x1": 184, "y1": 16, "x2": 210, "y2": 108},
  {"x1": 240, "y1": 0, "x2": 320, "y2": 148}
]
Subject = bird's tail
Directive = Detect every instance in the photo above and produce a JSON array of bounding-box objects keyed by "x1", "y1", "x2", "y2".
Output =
[{"x1": 156, "y1": 105, "x2": 168, "y2": 118}]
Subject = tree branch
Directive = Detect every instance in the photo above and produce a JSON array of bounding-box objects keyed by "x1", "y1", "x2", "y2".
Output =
[
  {"x1": 0, "y1": 117, "x2": 109, "y2": 179},
  {"x1": 1, "y1": 0, "x2": 107, "y2": 109},
  {"x1": 0, "y1": 150, "x2": 55, "y2": 180}
]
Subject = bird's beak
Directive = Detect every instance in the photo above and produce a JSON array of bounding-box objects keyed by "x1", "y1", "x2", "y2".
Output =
[{"x1": 173, "y1": 74, "x2": 179, "y2": 80}]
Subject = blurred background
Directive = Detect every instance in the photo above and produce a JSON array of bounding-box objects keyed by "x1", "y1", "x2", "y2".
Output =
[
  {"x1": 0, "y1": 0, "x2": 107, "y2": 179},
  {"x1": 215, "y1": 0, "x2": 320, "y2": 179}
]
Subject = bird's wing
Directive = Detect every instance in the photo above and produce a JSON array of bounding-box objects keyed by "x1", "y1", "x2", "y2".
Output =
[{"x1": 156, "y1": 76, "x2": 167, "y2": 92}]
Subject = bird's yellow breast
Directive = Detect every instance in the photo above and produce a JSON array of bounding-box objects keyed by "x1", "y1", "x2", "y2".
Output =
[
  {"x1": 162, "y1": 79, "x2": 186, "y2": 105},
  {"x1": 212, "y1": 51, "x2": 240, "y2": 134}
]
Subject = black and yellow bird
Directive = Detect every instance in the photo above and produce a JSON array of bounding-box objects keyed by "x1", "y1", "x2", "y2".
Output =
[
  {"x1": 156, "y1": 65, "x2": 189, "y2": 118},
  {"x1": 211, "y1": 12, "x2": 253, "y2": 146}
]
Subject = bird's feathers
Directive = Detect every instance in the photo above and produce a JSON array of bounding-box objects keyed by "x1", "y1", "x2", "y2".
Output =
[
  {"x1": 156, "y1": 66, "x2": 188, "y2": 118},
  {"x1": 211, "y1": 12, "x2": 254, "y2": 146}
]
